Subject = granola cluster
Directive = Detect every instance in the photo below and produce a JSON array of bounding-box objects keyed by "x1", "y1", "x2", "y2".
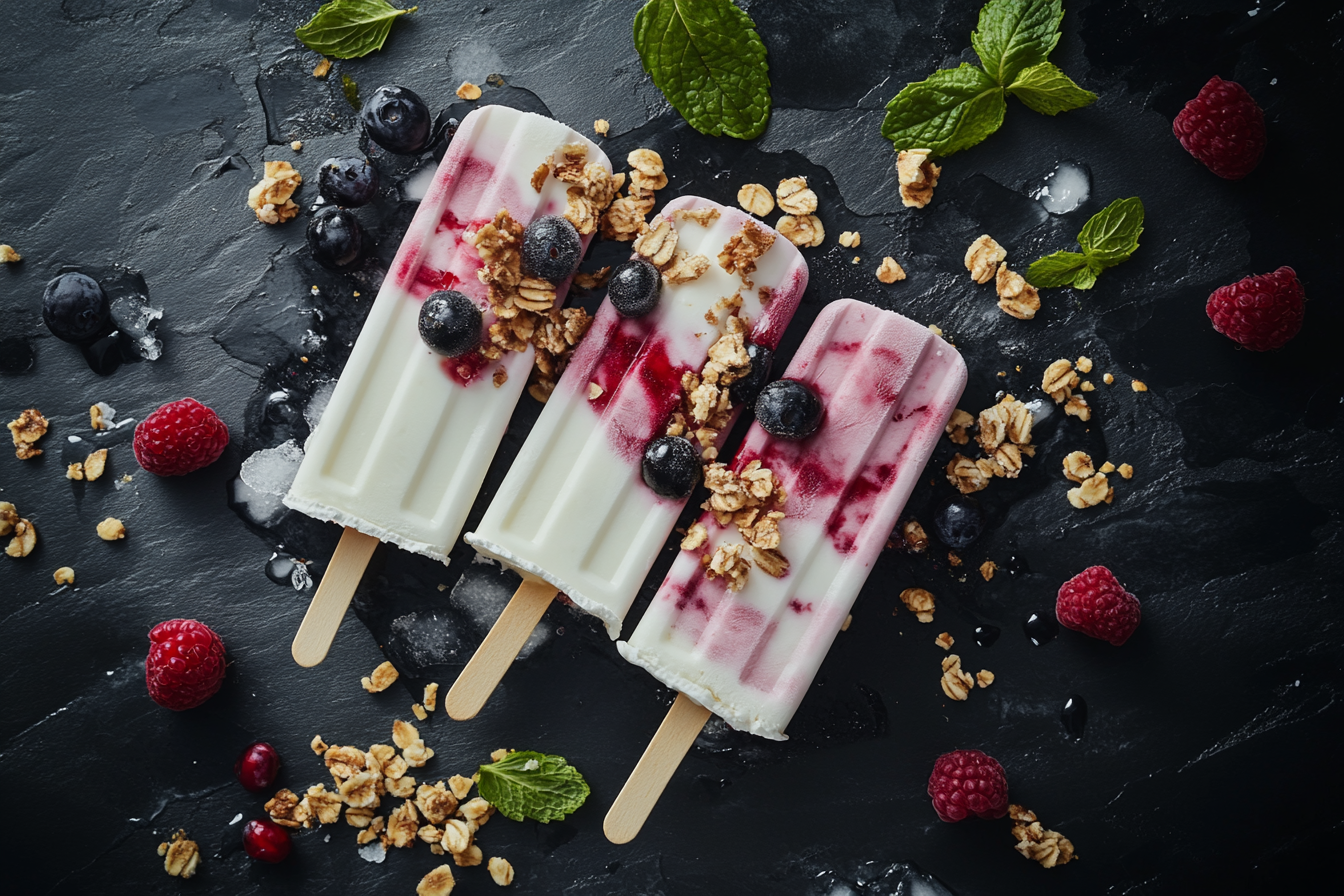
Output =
[
  {"x1": 898, "y1": 586, "x2": 936, "y2": 622},
  {"x1": 1061, "y1": 449, "x2": 1115, "y2": 509},
  {"x1": 665, "y1": 312, "x2": 753, "y2": 459},
  {"x1": 247, "y1": 160, "x2": 302, "y2": 224},
  {"x1": 66, "y1": 447, "x2": 108, "y2": 482},
  {"x1": 964, "y1": 235, "x2": 1040, "y2": 319},
  {"x1": 8, "y1": 407, "x2": 48, "y2": 459},
  {"x1": 1009, "y1": 805, "x2": 1077, "y2": 868},
  {"x1": 876, "y1": 256, "x2": 907, "y2": 283},
  {"x1": 633, "y1": 208, "x2": 719, "y2": 287},
  {"x1": 940, "y1": 654, "x2": 994, "y2": 701},
  {"x1": 157, "y1": 830, "x2": 200, "y2": 879},
  {"x1": 945, "y1": 394, "x2": 1036, "y2": 494},
  {"x1": 897, "y1": 149, "x2": 941, "y2": 208},
  {"x1": 593, "y1": 147, "x2": 665, "y2": 240},
  {"x1": 690, "y1": 460, "x2": 789, "y2": 591},
  {"x1": 716, "y1": 219, "x2": 775, "y2": 289},
  {"x1": 1042, "y1": 357, "x2": 1092, "y2": 421},
  {"x1": 2, "y1": 501, "x2": 37, "y2": 558}
]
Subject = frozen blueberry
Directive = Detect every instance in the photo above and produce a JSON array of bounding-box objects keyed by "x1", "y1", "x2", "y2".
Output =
[
  {"x1": 728, "y1": 342, "x2": 773, "y2": 406},
  {"x1": 641, "y1": 436, "x2": 701, "y2": 499},
  {"x1": 317, "y1": 157, "x2": 379, "y2": 207},
  {"x1": 607, "y1": 259, "x2": 661, "y2": 318},
  {"x1": 360, "y1": 85, "x2": 432, "y2": 155},
  {"x1": 932, "y1": 495, "x2": 985, "y2": 549},
  {"x1": 754, "y1": 379, "x2": 822, "y2": 440},
  {"x1": 419, "y1": 290, "x2": 482, "y2": 357},
  {"x1": 521, "y1": 215, "x2": 582, "y2": 282},
  {"x1": 307, "y1": 206, "x2": 365, "y2": 270},
  {"x1": 42, "y1": 272, "x2": 111, "y2": 343}
]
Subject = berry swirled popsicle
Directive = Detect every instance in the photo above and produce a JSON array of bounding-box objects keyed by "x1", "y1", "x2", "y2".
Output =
[
  {"x1": 605, "y1": 299, "x2": 967, "y2": 842},
  {"x1": 447, "y1": 197, "x2": 807, "y2": 718},
  {"x1": 284, "y1": 105, "x2": 615, "y2": 666}
]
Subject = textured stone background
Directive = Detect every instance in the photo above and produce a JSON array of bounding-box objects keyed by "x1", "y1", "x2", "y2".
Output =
[{"x1": 2, "y1": 1, "x2": 1341, "y2": 893}]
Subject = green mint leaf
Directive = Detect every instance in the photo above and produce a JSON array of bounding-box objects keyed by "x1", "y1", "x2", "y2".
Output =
[
  {"x1": 295, "y1": 0, "x2": 417, "y2": 60},
  {"x1": 1026, "y1": 250, "x2": 1089, "y2": 287},
  {"x1": 633, "y1": 0, "x2": 771, "y2": 140},
  {"x1": 880, "y1": 64, "x2": 1005, "y2": 156},
  {"x1": 1072, "y1": 264, "x2": 1099, "y2": 290},
  {"x1": 1007, "y1": 62, "x2": 1097, "y2": 115},
  {"x1": 476, "y1": 751, "x2": 590, "y2": 823},
  {"x1": 1078, "y1": 196, "x2": 1144, "y2": 266},
  {"x1": 971, "y1": 0, "x2": 1062, "y2": 86}
]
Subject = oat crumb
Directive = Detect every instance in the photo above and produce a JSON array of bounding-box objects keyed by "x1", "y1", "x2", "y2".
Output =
[
  {"x1": 456, "y1": 81, "x2": 483, "y2": 101},
  {"x1": 417, "y1": 865, "x2": 456, "y2": 896},
  {"x1": 1103, "y1": 373, "x2": 1115, "y2": 385},
  {"x1": 412, "y1": 703, "x2": 428, "y2": 721},
  {"x1": 158, "y1": 830, "x2": 200, "y2": 879},
  {"x1": 899, "y1": 587, "x2": 936, "y2": 623},
  {"x1": 1131, "y1": 379, "x2": 1148, "y2": 392},
  {"x1": 361, "y1": 660, "x2": 399, "y2": 693},
  {"x1": 488, "y1": 856, "x2": 515, "y2": 886},
  {"x1": 976, "y1": 669, "x2": 995, "y2": 688},
  {"x1": 247, "y1": 160, "x2": 302, "y2": 224},
  {"x1": 1099, "y1": 460, "x2": 1116, "y2": 474},
  {"x1": 736, "y1": 183, "x2": 774, "y2": 216},
  {"x1": 979, "y1": 560, "x2": 997, "y2": 581},
  {"x1": 313, "y1": 58, "x2": 331, "y2": 78},
  {"x1": 0, "y1": 244, "x2": 20, "y2": 263},
  {"x1": 876, "y1": 256, "x2": 906, "y2": 283},
  {"x1": 838, "y1": 230, "x2": 861, "y2": 248},
  {"x1": 841, "y1": 614, "x2": 852, "y2": 632},
  {"x1": 1075, "y1": 356, "x2": 1093, "y2": 373},
  {"x1": 897, "y1": 148, "x2": 941, "y2": 208},
  {"x1": 53, "y1": 566, "x2": 75, "y2": 585},
  {"x1": 8, "y1": 408, "x2": 49, "y2": 459},
  {"x1": 1010, "y1": 804, "x2": 1077, "y2": 867},
  {"x1": 935, "y1": 632, "x2": 954, "y2": 650},
  {"x1": 594, "y1": 118, "x2": 610, "y2": 136},
  {"x1": 1118, "y1": 463, "x2": 1134, "y2": 480},
  {"x1": 948, "y1": 551, "x2": 962, "y2": 567},
  {"x1": 290, "y1": 140, "x2": 303, "y2": 151},
  {"x1": 97, "y1": 517, "x2": 126, "y2": 541},
  {"x1": 940, "y1": 654, "x2": 974, "y2": 701},
  {"x1": 964, "y1": 235, "x2": 1006, "y2": 284},
  {"x1": 424, "y1": 682, "x2": 439, "y2": 712}
]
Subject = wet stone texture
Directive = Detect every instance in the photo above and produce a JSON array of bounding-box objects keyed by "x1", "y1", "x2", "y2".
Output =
[{"x1": 2, "y1": 1, "x2": 1341, "y2": 893}]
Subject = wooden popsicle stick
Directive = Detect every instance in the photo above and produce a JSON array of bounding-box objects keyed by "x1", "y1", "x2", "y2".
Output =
[
  {"x1": 444, "y1": 578, "x2": 558, "y2": 720},
  {"x1": 291, "y1": 527, "x2": 380, "y2": 667},
  {"x1": 604, "y1": 692, "x2": 712, "y2": 844}
]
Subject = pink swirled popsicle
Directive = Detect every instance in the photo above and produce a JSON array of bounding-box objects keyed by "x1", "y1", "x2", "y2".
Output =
[
  {"x1": 284, "y1": 105, "x2": 610, "y2": 667},
  {"x1": 606, "y1": 299, "x2": 967, "y2": 842}
]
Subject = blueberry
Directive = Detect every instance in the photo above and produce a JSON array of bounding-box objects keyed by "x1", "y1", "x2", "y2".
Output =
[
  {"x1": 430, "y1": 113, "x2": 460, "y2": 163},
  {"x1": 607, "y1": 259, "x2": 661, "y2": 318},
  {"x1": 307, "y1": 206, "x2": 365, "y2": 270},
  {"x1": 932, "y1": 495, "x2": 985, "y2": 549},
  {"x1": 317, "y1": 157, "x2": 379, "y2": 207},
  {"x1": 641, "y1": 436, "x2": 701, "y2": 499},
  {"x1": 42, "y1": 272, "x2": 111, "y2": 343},
  {"x1": 521, "y1": 215, "x2": 582, "y2": 282},
  {"x1": 728, "y1": 342, "x2": 773, "y2": 406},
  {"x1": 418, "y1": 290, "x2": 482, "y2": 357},
  {"x1": 754, "y1": 379, "x2": 822, "y2": 440},
  {"x1": 360, "y1": 85, "x2": 432, "y2": 155}
]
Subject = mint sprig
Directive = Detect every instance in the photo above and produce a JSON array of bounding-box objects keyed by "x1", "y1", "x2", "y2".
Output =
[
  {"x1": 633, "y1": 0, "x2": 771, "y2": 140},
  {"x1": 1027, "y1": 197, "x2": 1145, "y2": 289},
  {"x1": 881, "y1": 0, "x2": 1095, "y2": 156},
  {"x1": 296, "y1": 0, "x2": 417, "y2": 60},
  {"x1": 475, "y1": 751, "x2": 590, "y2": 823}
]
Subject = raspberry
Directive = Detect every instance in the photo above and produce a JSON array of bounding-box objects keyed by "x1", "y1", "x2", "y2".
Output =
[
  {"x1": 145, "y1": 619, "x2": 227, "y2": 710},
  {"x1": 133, "y1": 398, "x2": 229, "y2": 476},
  {"x1": 1205, "y1": 266, "x2": 1305, "y2": 351},
  {"x1": 1172, "y1": 76, "x2": 1265, "y2": 180},
  {"x1": 1056, "y1": 566, "x2": 1141, "y2": 646},
  {"x1": 927, "y1": 749, "x2": 1009, "y2": 822}
]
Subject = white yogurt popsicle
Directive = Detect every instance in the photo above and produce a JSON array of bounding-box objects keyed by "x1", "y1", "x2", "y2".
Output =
[
  {"x1": 446, "y1": 197, "x2": 807, "y2": 718},
  {"x1": 284, "y1": 105, "x2": 610, "y2": 666},
  {"x1": 606, "y1": 299, "x2": 966, "y2": 841}
]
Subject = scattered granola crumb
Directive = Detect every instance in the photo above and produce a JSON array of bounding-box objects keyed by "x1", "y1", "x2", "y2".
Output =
[
  {"x1": 361, "y1": 660, "x2": 399, "y2": 693},
  {"x1": 995, "y1": 263, "x2": 1041, "y2": 320},
  {"x1": 896, "y1": 148, "x2": 941, "y2": 208},
  {"x1": 488, "y1": 856, "x2": 515, "y2": 886},
  {"x1": 976, "y1": 669, "x2": 995, "y2": 688},
  {"x1": 447, "y1": 775, "x2": 474, "y2": 801},
  {"x1": 838, "y1": 230, "x2": 861, "y2": 248},
  {"x1": 90, "y1": 403, "x2": 110, "y2": 430},
  {"x1": 83, "y1": 448, "x2": 108, "y2": 481},
  {"x1": 456, "y1": 81, "x2": 482, "y2": 101},
  {"x1": 980, "y1": 560, "x2": 997, "y2": 581},
  {"x1": 5, "y1": 516, "x2": 36, "y2": 557},
  {"x1": 1076, "y1": 356, "x2": 1093, "y2": 373},
  {"x1": 736, "y1": 183, "x2": 774, "y2": 216},
  {"x1": 53, "y1": 566, "x2": 74, "y2": 585},
  {"x1": 1099, "y1": 460, "x2": 1116, "y2": 474},
  {"x1": 775, "y1": 176, "x2": 818, "y2": 215},
  {"x1": 573, "y1": 266, "x2": 611, "y2": 291},
  {"x1": 310, "y1": 734, "x2": 328, "y2": 755},
  {"x1": 1063, "y1": 451, "x2": 1096, "y2": 483},
  {"x1": 1042, "y1": 359, "x2": 1080, "y2": 403},
  {"x1": 418, "y1": 864, "x2": 456, "y2": 896},
  {"x1": 67, "y1": 462, "x2": 84, "y2": 481},
  {"x1": 313, "y1": 58, "x2": 331, "y2": 78},
  {"x1": 157, "y1": 830, "x2": 200, "y2": 879},
  {"x1": 594, "y1": 118, "x2": 610, "y2": 136},
  {"x1": 935, "y1": 632, "x2": 954, "y2": 650},
  {"x1": 0, "y1": 244, "x2": 20, "y2": 263},
  {"x1": 940, "y1": 654, "x2": 974, "y2": 700},
  {"x1": 8, "y1": 408, "x2": 49, "y2": 459},
  {"x1": 841, "y1": 614, "x2": 852, "y2": 632},
  {"x1": 291, "y1": 140, "x2": 303, "y2": 151},
  {"x1": 1080, "y1": 380, "x2": 1095, "y2": 391},
  {"x1": 948, "y1": 551, "x2": 962, "y2": 567},
  {"x1": 412, "y1": 703, "x2": 428, "y2": 721},
  {"x1": 1131, "y1": 379, "x2": 1148, "y2": 392},
  {"x1": 928, "y1": 324, "x2": 943, "y2": 336},
  {"x1": 97, "y1": 517, "x2": 126, "y2": 541},
  {"x1": 876, "y1": 256, "x2": 906, "y2": 283},
  {"x1": 899, "y1": 587, "x2": 936, "y2": 623},
  {"x1": 0, "y1": 502, "x2": 17, "y2": 537},
  {"x1": 248, "y1": 160, "x2": 302, "y2": 224},
  {"x1": 852, "y1": 256, "x2": 860, "y2": 264},
  {"x1": 1118, "y1": 463, "x2": 1134, "y2": 480},
  {"x1": 902, "y1": 519, "x2": 929, "y2": 552},
  {"x1": 964, "y1": 235, "x2": 1006, "y2": 284},
  {"x1": 1010, "y1": 805, "x2": 1077, "y2": 868},
  {"x1": 680, "y1": 521, "x2": 708, "y2": 551},
  {"x1": 424, "y1": 683, "x2": 439, "y2": 712},
  {"x1": 1067, "y1": 472, "x2": 1113, "y2": 509},
  {"x1": 1103, "y1": 373, "x2": 1115, "y2": 385},
  {"x1": 944, "y1": 409, "x2": 974, "y2": 445},
  {"x1": 776, "y1": 213, "x2": 825, "y2": 248}
]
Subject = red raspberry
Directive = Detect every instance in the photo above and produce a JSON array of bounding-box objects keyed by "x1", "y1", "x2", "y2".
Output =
[
  {"x1": 145, "y1": 619, "x2": 227, "y2": 710},
  {"x1": 1056, "y1": 566, "x2": 1141, "y2": 646},
  {"x1": 1205, "y1": 266, "x2": 1305, "y2": 351},
  {"x1": 927, "y1": 749, "x2": 1009, "y2": 822},
  {"x1": 1172, "y1": 76, "x2": 1265, "y2": 180},
  {"x1": 133, "y1": 398, "x2": 229, "y2": 476}
]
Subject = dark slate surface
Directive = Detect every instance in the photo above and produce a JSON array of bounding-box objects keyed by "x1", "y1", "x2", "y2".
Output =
[{"x1": 2, "y1": 1, "x2": 1342, "y2": 893}]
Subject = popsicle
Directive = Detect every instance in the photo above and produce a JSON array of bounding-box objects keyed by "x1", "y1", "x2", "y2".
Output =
[
  {"x1": 605, "y1": 299, "x2": 967, "y2": 842},
  {"x1": 448, "y1": 196, "x2": 807, "y2": 718},
  {"x1": 284, "y1": 105, "x2": 612, "y2": 666}
]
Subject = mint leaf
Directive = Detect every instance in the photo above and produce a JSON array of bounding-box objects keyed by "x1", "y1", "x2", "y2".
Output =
[
  {"x1": 1026, "y1": 250, "x2": 1089, "y2": 287},
  {"x1": 1077, "y1": 196, "x2": 1145, "y2": 265},
  {"x1": 476, "y1": 751, "x2": 590, "y2": 823},
  {"x1": 1007, "y1": 62, "x2": 1097, "y2": 115},
  {"x1": 633, "y1": 0, "x2": 771, "y2": 140},
  {"x1": 881, "y1": 64, "x2": 1005, "y2": 155},
  {"x1": 295, "y1": 0, "x2": 416, "y2": 60},
  {"x1": 1072, "y1": 265, "x2": 1099, "y2": 290},
  {"x1": 971, "y1": 0, "x2": 1062, "y2": 86}
]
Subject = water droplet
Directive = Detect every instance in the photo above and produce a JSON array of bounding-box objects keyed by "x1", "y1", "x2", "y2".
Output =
[
  {"x1": 1004, "y1": 554, "x2": 1031, "y2": 577},
  {"x1": 265, "y1": 551, "x2": 299, "y2": 586},
  {"x1": 974, "y1": 624, "x2": 1001, "y2": 648},
  {"x1": 1062, "y1": 694, "x2": 1087, "y2": 739},
  {"x1": 1031, "y1": 161, "x2": 1091, "y2": 215},
  {"x1": 1024, "y1": 612, "x2": 1059, "y2": 646}
]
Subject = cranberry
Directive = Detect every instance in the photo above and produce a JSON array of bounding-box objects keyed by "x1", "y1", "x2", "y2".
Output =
[
  {"x1": 242, "y1": 818, "x2": 292, "y2": 863},
  {"x1": 234, "y1": 741, "x2": 281, "y2": 793}
]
